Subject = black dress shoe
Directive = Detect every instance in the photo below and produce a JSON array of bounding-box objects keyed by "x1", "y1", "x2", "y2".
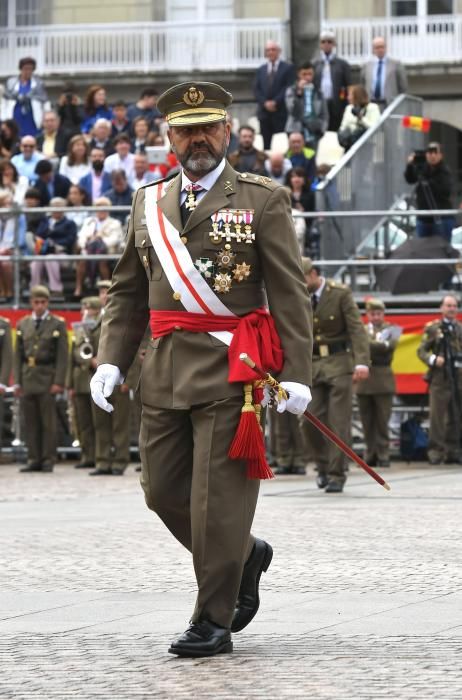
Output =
[
  {"x1": 316, "y1": 475, "x2": 328, "y2": 489},
  {"x1": 134, "y1": 465, "x2": 142, "y2": 472},
  {"x1": 41, "y1": 462, "x2": 54, "y2": 472},
  {"x1": 74, "y1": 461, "x2": 95, "y2": 469},
  {"x1": 19, "y1": 462, "x2": 42, "y2": 473},
  {"x1": 291, "y1": 465, "x2": 306, "y2": 475},
  {"x1": 89, "y1": 468, "x2": 111, "y2": 476},
  {"x1": 231, "y1": 538, "x2": 273, "y2": 633},
  {"x1": 325, "y1": 481, "x2": 344, "y2": 493},
  {"x1": 168, "y1": 620, "x2": 232, "y2": 657},
  {"x1": 111, "y1": 468, "x2": 124, "y2": 475}
]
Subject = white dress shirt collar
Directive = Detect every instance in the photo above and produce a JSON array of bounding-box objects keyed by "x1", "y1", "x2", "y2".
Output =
[{"x1": 180, "y1": 158, "x2": 226, "y2": 204}]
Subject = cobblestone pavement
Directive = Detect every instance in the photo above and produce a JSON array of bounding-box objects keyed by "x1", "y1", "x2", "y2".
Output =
[{"x1": 1, "y1": 460, "x2": 462, "y2": 699}]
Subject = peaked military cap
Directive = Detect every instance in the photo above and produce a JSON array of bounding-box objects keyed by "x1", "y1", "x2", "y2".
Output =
[
  {"x1": 30, "y1": 285, "x2": 50, "y2": 299},
  {"x1": 96, "y1": 280, "x2": 112, "y2": 290},
  {"x1": 81, "y1": 296, "x2": 102, "y2": 310},
  {"x1": 365, "y1": 297, "x2": 385, "y2": 311},
  {"x1": 157, "y1": 81, "x2": 233, "y2": 126}
]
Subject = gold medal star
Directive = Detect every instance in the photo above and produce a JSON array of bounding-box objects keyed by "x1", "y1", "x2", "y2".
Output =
[
  {"x1": 215, "y1": 249, "x2": 236, "y2": 270},
  {"x1": 213, "y1": 272, "x2": 232, "y2": 293},
  {"x1": 233, "y1": 262, "x2": 251, "y2": 282}
]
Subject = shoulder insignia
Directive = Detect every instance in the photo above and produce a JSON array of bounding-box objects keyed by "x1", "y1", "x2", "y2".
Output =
[
  {"x1": 238, "y1": 173, "x2": 278, "y2": 190},
  {"x1": 0, "y1": 315, "x2": 10, "y2": 323},
  {"x1": 54, "y1": 315, "x2": 66, "y2": 323},
  {"x1": 424, "y1": 320, "x2": 437, "y2": 327},
  {"x1": 52, "y1": 330, "x2": 61, "y2": 338}
]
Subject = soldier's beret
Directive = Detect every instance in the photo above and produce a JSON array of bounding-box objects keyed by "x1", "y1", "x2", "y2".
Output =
[
  {"x1": 30, "y1": 285, "x2": 50, "y2": 299},
  {"x1": 81, "y1": 296, "x2": 102, "y2": 310},
  {"x1": 96, "y1": 280, "x2": 112, "y2": 290},
  {"x1": 158, "y1": 81, "x2": 233, "y2": 126},
  {"x1": 365, "y1": 297, "x2": 385, "y2": 311},
  {"x1": 301, "y1": 257, "x2": 313, "y2": 274}
]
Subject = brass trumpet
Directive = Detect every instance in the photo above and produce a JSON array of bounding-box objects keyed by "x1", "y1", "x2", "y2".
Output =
[{"x1": 79, "y1": 341, "x2": 94, "y2": 360}]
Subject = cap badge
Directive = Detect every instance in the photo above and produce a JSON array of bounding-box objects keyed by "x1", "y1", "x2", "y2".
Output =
[{"x1": 183, "y1": 86, "x2": 205, "y2": 107}]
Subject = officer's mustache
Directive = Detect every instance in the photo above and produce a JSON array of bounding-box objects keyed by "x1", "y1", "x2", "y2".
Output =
[{"x1": 187, "y1": 142, "x2": 214, "y2": 158}]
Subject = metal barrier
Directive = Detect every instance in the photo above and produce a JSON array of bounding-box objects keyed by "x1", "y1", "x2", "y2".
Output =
[{"x1": 316, "y1": 94, "x2": 425, "y2": 267}]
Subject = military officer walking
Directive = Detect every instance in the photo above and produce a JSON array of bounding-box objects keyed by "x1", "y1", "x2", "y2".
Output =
[
  {"x1": 89, "y1": 280, "x2": 131, "y2": 476},
  {"x1": 302, "y1": 258, "x2": 370, "y2": 492},
  {"x1": 14, "y1": 285, "x2": 68, "y2": 472},
  {"x1": 67, "y1": 296, "x2": 102, "y2": 469},
  {"x1": 0, "y1": 315, "x2": 13, "y2": 459},
  {"x1": 90, "y1": 81, "x2": 313, "y2": 657},
  {"x1": 417, "y1": 294, "x2": 462, "y2": 464},
  {"x1": 356, "y1": 298, "x2": 400, "y2": 467}
]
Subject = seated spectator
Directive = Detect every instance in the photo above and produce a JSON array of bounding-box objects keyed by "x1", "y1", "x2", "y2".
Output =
[
  {"x1": 127, "y1": 89, "x2": 161, "y2": 133},
  {"x1": 285, "y1": 166, "x2": 315, "y2": 254},
  {"x1": 34, "y1": 159, "x2": 71, "y2": 206},
  {"x1": 337, "y1": 84, "x2": 380, "y2": 152},
  {"x1": 102, "y1": 169, "x2": 134, "y2": 224},
  {"x1": 79, "y1": 147, "x2": 112, "y2": 204},
  {"x1": 131, "y1": 116, "x2": 150, "y2": 154},
  {"x1": 0, "y1": 158, "x2": 29, "y2": 204},
  {"x1": 130, "y1": 154, "x2": 158, "y2": 190},
  {"x1": 66, "y1": 184, "x2": 91, "y2": 230},
  {"x1": 1, "y1": 56, "x2": 49, "y2": 137},
  {"x1": 104, "y1": 133, "x2": 135, "y2": 181},
  {"x1": 88, "y1": 118, "x2": 115, "y2": 157},
  {"x1": 285, "y1": 132, "x2": 316, "y2": 184},
  {"x1": 59, "y1": 134, "x2": 91, "y2": 185},
  {"x1": 23, "y1": 188, "x2": 48, "y2": 245},
  {"x1": 0, "y1": 189, "x2": 27, "y2": 299},
  {"x1": 36, "y1": 110, "x2": 67, "y2": 162},
  {"x1": 74, "y1": 196, "x2": 124, "y2": 296},
  {"x1": 81, "y1": 84, "x2": 112, "y2": 134},
  {"x1": 0, "y1": 119, "x2": 20, "y2": 159},
  {"x1": 285, "y1": 61, "x2": 328, "y2": 151},
  {"x1": 56, "y1": 81, "x2": 84, "y2": 145},
  {"x1": 227, "y1": 125, "x2": 267, "y2": 175},
  {"x1": 30, "y1": 196, "x2": 77, "y2": 295},
  {"x1": 264, "y1": 152, "x2": 292, "y2": 184},
  {"x1": 11, "y1": 136, "x2": 45, "y2": 184},
  {"x1": 111, "y1": 100, "x2": 130, "y2": 138}
]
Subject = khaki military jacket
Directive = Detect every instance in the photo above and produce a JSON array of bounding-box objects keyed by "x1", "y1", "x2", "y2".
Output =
[
  {"x1": 356, "y1": 321, "x2": 397, "y2": 395},
  {"x1": 0, "y1": 317, "x2": 13, "y2": 387},
  {"x1": 67, "y1": 322, "x2": 97, "y2": 394},
  {"x1": 14, "y1": 313, "x2": 68, "y2": 394},
  {"x1": 417, "y1": 318, "x2": 462, "y2": 388},
  {"x1": 97, "y1": 161, "x2": 313, "y2": 409},
  {"x1": 312, "y1": 279, "x2": 370, "y2": 382}
]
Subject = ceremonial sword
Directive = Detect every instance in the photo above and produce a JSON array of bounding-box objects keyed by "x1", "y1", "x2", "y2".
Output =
[{"x1": 239, "y1": 353, "x2": 391, "y2": 491}]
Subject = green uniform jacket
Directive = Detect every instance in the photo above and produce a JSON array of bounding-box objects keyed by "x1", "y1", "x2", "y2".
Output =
[
  {"x1": 97, "y1": 162, "x2": 313, "y2": 409},
  {"x1": 0, "y1": 317, "x2": 13, "y2": 386},
  {"x1": 67, "y1": 324, "x2": 96, "y2": 394},
  {"x1": 417, "y1": 319, "x2": 462, "y2": 388},
  {"x1": 312, "y1": 280, "x2": 370, "y2": 381},
  {"x1": 356, "y1": 321, "x2": 397, "y2": 395},
  {"x1": 14, "y1": 313, "x2": 68, "y2": 394}
]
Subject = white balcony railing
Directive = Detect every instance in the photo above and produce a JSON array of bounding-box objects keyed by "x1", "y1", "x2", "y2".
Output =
[
  {"x1": 322, "y1": 14, "x2": 462, "y2": 65},
  {"x1": 0, "y1": 19, "x2": 289, "y2": 77}
]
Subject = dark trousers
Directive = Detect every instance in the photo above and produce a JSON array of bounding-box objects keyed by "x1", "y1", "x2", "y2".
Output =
[
  {"x1": 23, "y1": 392, "x2": 57, "y2": 465},
  {"x1": 259, "y1": 112, "x2": 286, "y2": 150}
]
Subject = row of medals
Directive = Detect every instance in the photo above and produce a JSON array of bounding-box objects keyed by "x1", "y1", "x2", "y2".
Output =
[{"x1": 186, "y1": 197, "x2": 254, "y2": 294}]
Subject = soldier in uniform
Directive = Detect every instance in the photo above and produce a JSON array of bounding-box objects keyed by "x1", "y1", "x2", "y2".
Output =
[
  {"x1": 90, "y1": 81, "x2": 313, "y2": 657},
  {"x1": 0, "y1": 315, "x2": 13, "y2": 459},
  {"x1": 417, "y1": 294, "x2": 462, "y2": 465},
  {"x1": 67, "y1": 296, "x2": 102, "y2": 469},
  {"x1": 302, "y1": 258, "x2": 370, "y2": 492},
  {"x1": 89, "y1": 280, "x2": 131, "y2": 476},
  {"x1": 14, "y1": 285, "x2": 68, "y2": 473},
  {"x1": 356, "y1": 298, "x2": 399, "y2": 467}
]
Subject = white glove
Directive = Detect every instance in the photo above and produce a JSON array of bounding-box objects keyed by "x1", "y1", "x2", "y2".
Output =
[
  {"x1": 260, "y1": 381, "x2": 312, "y2": 415},
  {"x1": 90, "y1": 363, "x2": 123, "y2": 413}
]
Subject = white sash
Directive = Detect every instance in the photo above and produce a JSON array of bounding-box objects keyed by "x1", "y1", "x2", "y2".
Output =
[{"x1": 144, "y1": 181, "x2": 235, "y2": 346}]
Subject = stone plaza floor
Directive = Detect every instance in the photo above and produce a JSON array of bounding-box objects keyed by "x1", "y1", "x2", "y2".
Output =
[{"x1": 1, "y1": 459, "x2": 462, "y2": 699}]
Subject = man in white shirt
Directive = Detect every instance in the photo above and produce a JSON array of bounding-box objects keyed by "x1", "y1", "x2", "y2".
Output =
[{"x1": 103, "y1": 133, "x2": 135, "y2": 182}]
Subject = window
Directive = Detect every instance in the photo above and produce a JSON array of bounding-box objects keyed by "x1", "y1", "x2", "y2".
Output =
[
  {"x1": 166, "y1": 0, "x2": 233, "y2": 21},
  {"x1": 16, "y1": 0, "x2": 41, "y2": 26},
  {"x1": 390, "y1": 0, "x2": 417, "y2": 16},
  {"x1": 427, "y1": 0, "x2": 453, "y2": 13}
]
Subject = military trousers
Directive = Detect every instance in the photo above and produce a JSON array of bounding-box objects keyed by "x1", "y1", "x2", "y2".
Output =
[
  {"x1": 73, "y1": 394, "x2": 95, "y2": 464},
  {"x1": 0, "y1": 395, "x2": 5, "y2": 450},
  {"x1": 428, "y1": 381, "x2": 461, "y2": 460},
  {"x1": 357, "y1": 393, "x2": 393, "y2": 462},
  {"x1": 91, "y1": 387, "x2": 130, "y2": 471},
  {"x1": 22, "y1": 392, "x2": 57, "y2": 465},
  {"x1": 139, "y1": 396, "x2": 259, "y2": 629},
  {"x1": 273, "y1": 409, "x2": 305, "y2": 468},
  {"x1": 301, "y1": 372, "x2": 352, "y2": 485}
]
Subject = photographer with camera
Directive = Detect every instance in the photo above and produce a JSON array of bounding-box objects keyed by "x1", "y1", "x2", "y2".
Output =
[
  {"x1": 404, "y1": 142, "x2": 455, "y2": 241},
  {"x1": 418, "y1": 295, "x2": 462, "y2": 465},
  {"x1": 337, "y1": 84, "x2": 380, "y2": 152},
  {"x1": 285, "y1": 61, "x2": 328, "y2": 151}
]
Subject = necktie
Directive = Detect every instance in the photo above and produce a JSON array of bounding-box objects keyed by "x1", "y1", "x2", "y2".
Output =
[
  {"x1": 311, "y1": 294, "x2": 318, "y2": 312},
  {"x1": 35, "y1": 318, "x2": 42, "y2": 331},
  {"x1": 321, "y1": 57, "x2": 333, "y2": 100},
  {"x1": 268, "y1": 62, "x2": 276, "y2": 92},
  {"x1": 181, "y1": 184, "x2": 204, "y2": 227},
  {"x1": 374, "y1": 59, "x2": 383, "y2": 100}
]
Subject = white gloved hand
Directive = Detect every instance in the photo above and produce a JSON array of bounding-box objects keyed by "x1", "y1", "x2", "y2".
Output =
[
  {"x1": 276, "y1": 381, "x2": 312, "y2": 415},
  {"x1": 90, "y1": 363, "x2": 123, "y2": 413}
]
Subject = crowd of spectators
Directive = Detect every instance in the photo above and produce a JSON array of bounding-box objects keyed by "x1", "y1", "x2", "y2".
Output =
[{"x1": 0, "y1": 36, "x2": 409, "y2": 301}]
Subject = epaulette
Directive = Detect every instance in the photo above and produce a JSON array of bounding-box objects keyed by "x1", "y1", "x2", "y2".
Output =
[
  {"x1": 424, "y1": 319, "x2": 438, "y2": 328},
  {"x1": 0, "y1": 315, "x2": 10, "y2": 324},
  {"x1": 238, "y1": 173, "x2": 278, "y2": 190},
  {"x1": 54, "y1": 315, "x2": 66, "y2": 323},
  {"x1": 326, "y1": 279, "x2": 349, "y2": 291}
]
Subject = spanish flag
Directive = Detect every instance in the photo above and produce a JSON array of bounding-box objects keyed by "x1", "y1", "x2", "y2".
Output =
[{"x1": 402, "y1": 115, "x2": 431, "y2": 133}]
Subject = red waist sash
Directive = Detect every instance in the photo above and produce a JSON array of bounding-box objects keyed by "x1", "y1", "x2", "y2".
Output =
[{"x1": 150, "y1": 307, "x2": 284, "y2": 382}]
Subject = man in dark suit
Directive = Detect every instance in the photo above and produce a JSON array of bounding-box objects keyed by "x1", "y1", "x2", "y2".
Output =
[
  {"x1": 34, "y1": 159, "x2": 71, "y2": 206},
  {"x1": 79, "y1": 147, "x2": 112, "y2": 204},
  {"x1": 254, "y1": 40, "x2": 296, "y2": 150},
  {"x1": 313, "y1": 30, "x2": 352, "y2": 132}
]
